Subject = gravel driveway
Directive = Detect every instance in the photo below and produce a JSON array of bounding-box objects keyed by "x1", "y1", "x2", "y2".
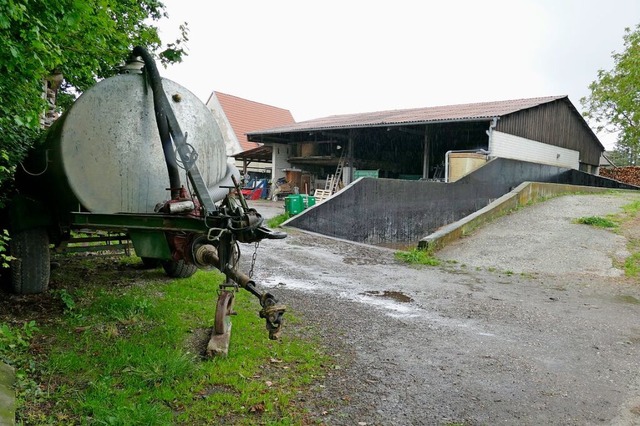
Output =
[{"x1": 248, "y1": 192, "x2": 640, "y2": 426}]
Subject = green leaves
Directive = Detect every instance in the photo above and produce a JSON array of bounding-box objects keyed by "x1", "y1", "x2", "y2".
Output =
[
  {"x1": 581, "y1": 24, "x2": 640, "y2": 165},
  {"x1": 0, "y1": 0, "x2": 189, "y2": 210}
]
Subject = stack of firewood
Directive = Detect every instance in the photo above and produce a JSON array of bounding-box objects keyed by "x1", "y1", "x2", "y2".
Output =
[{"x1": 600, "y1": 167, "x2": 640, "y2": 187}]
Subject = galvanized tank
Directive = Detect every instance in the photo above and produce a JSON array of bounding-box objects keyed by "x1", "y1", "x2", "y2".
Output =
[{"x1": 40, "y1": 73, "x2": 227, "y2": 214}]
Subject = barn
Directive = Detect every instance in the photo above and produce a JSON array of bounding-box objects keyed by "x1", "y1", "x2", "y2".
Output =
[
  {"x1": 248, "y1": 95, "x2": 603, "y2": 186},
  {"x1": 247, "y1": 96, "x2": 634, "y2": 247}
]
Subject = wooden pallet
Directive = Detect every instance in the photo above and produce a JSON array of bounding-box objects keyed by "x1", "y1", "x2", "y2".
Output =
[{"x1": 313, "y1": 189, "x2": 332, "y2": 202}]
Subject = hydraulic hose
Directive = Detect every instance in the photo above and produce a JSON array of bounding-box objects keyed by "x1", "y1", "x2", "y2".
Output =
[{"x1": 132, "y1": 46, "x2": 181, "y2": 199}]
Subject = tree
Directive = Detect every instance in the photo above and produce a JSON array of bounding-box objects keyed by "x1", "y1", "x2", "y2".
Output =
[
  {"x1": 581, "y1": 24, "x2": 640, "y2": 166},
  {"x1": 0, "y1": 0, "x2": 188, "y2": 184},
  {"x1": 0, "y1": 0, "x2": 187, "y2": 267}
]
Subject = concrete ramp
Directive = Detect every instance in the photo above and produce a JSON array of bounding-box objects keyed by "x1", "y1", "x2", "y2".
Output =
[{"x1": 284, "y1": 158, "x2": 636, "y2": 247}]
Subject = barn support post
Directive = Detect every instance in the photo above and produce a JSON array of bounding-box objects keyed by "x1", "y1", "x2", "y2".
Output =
[
  {"x1": 423, "y1": 128, "x2": 430, "y2": 179},
  {"x1": 346, "y1": 132, "x2": 355, "y2": 184}
]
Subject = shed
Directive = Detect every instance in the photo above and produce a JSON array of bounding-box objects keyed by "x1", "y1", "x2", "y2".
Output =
[{"x1": 248, "y1": 95, "x2": 604, "y2": 189}]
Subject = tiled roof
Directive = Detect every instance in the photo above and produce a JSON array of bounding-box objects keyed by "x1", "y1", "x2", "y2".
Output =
[
  {"x1": 249, "y1": 95, "x2": 568, "y2": 135},
  {"x1": 212, "y1": 92, "x2": 295, "y2": 152}
]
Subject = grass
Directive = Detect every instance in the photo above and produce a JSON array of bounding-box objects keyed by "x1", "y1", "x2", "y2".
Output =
[
  {"x1": 624, "y1": 252, "x2": 640, "y2": 277},
  {"x1": 574, "y1": 197, "x2": 640, "y2": 278},
  {"x1": 573, "y1": 216, "x2": 618, "y2": 228},
  {"x1": 4, "y1": 255, "x2": 330, "y2": 425},
  {"x1": 622, "y1": 200, "x2": 640, "y2": 216},
  {"x1": 394, "y1": 248, "x2": 441, "y2": 266},
  {"x1": 267, "y1": 212, "x2": 290, "y2": 229}
]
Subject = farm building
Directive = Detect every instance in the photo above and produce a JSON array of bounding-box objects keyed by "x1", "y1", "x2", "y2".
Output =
[
  {"x1": 248, "y1": 95, "x2": 603, "y2": 190},
  {"x1": 206, "y1": 91, "x2": 294, "y2": 179},
  {"x1": 247, "y1": 95, "x2": 636, "y2": 247}
]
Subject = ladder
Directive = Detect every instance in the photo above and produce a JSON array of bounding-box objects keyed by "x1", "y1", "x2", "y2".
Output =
[
  {"x1": 330, "y1": 149, "x2": 346, "y2": 194},
  {"x1": 314, "y1": 149, "x2": 346, "y2": 202}
]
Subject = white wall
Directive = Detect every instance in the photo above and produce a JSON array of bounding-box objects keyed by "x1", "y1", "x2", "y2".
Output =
[
  {"x1": 490, "y1": 131, "x2": 579, "y2": 169},
  {"x1": 269, "y1": 143, "x2": 291, "y2": 181}
]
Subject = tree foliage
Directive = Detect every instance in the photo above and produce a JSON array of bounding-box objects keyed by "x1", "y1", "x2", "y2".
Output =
[
  {"x1": 0, "y1": 0, "x2": 188, "y2": 192},
  {"x1": 0, "y1": 0, "x2": 187, "y2": 268},
  {"x1": 581, "y1": 24, "x2": 640, "y2": 165}
]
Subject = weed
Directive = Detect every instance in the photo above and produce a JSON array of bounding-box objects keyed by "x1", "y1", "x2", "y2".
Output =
[
  {"x1": 0, "y1": 321, "x2": 42, "y2": 411},
  {"x1": 574, "y1": 216, "x2": 618, "y2": 228},
  {"x1": 267, "y1": 212, "x2": 290, "y2": 229},
  {"x1": 53, "y1": 289, "x2": 76, "y2": 313},
  {"x1": 0, "y1": 321, "x2": 37, "y2": 363},
  {"x1": 519, "y1": 272, "x2": 537, "y2": 279},
  {"x1": 622, "y1": 200, "x2": 640, "y2": 216},
  {"x1": 0, "y1": 229, "x2": 13, "y2": 268},
  {"x1": 395, "y1": 248, "x2": 441, "y2": 266},
  {"x1": 624, "y1": 252, "x2": 640, "y2": 277}
]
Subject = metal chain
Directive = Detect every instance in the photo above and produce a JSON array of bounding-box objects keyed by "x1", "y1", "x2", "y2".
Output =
[{"x1": 249, "y1": 241, "x2": 260, "y2": 278}]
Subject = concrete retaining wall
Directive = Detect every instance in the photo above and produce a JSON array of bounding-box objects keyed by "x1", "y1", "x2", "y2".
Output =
[
  {"x1": 418, "y1": 182, "x2": 623, "y2": 251},
  {"x1": 285, "y1": 158, "x2": 637, "y2": 246}
]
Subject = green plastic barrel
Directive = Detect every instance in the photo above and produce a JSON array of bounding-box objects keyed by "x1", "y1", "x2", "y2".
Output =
[
  {"x1": 306, "y1": 195, "x2": 316, "y2": 208},
  {"x1": 285, "y1": 195, "x2": 304, "y2": 215}
]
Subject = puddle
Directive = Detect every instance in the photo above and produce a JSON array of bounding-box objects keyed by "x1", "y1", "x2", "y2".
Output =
[
  {"x1": 360, "y1": 290, "x2": 414, "y2": 303},
  {"x1": 352, "y1": 292, "x2": 419, "y2": 318},
  {"x1": 261, "y1": 277, "x2": 420, "y2": 318},
  {"x1": 261, "y1": 276, "x2": 320, "y2": 292}
]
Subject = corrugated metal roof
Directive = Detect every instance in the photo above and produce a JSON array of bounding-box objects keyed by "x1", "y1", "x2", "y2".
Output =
[
  {"x1": 249, "y1": 95, "x2": 568, "y2": 135},
  {"x1": 213, "y1": 92, "x2": 295, "y2": 152}
]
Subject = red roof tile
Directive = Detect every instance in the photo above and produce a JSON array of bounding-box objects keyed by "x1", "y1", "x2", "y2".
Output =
[{"x1": 212, "y1": 92, "x2": 295, "y2": 153}]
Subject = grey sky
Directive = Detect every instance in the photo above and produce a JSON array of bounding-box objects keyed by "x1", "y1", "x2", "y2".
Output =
[{"x1": 157, "y1": 0, "x2": 640, "y2": 149}]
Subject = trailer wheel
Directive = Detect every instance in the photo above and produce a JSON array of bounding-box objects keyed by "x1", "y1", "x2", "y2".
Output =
[
  {"x1": 161, "y1": 259, "x2": 197, "y2": 278},
  {"x1": 10, "y1": 228, "x2": 50, "y2": 294}
]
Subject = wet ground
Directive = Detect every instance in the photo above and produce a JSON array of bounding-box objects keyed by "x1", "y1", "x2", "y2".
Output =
[{"x1": 247, "y1": 194, "x2": 640, "y2": 425}]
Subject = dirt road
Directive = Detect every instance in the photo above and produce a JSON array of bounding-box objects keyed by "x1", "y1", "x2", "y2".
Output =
[{"x1": 248, "y1": 193, "x2": 640, "y2": 425}]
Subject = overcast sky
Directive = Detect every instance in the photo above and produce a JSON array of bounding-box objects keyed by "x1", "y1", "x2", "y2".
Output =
[{"x1": 156, "y1": 0, "x2": 640, "y2": 149}]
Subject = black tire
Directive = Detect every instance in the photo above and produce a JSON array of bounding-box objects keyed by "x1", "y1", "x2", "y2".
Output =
[
  {"x1": 161, "y1": 259, "x2": 198, "y2": 278},
  {"x1": 140, "y1": 257, "x2": 161, "y2": 269},
  {"x1": 10, "y1": 228, "x2": 50, "y2": 294}
]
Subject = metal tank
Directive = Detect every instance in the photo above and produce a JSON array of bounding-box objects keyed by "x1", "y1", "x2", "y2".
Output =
[
  {"x1": 7, "y1": 48, "x2": 287, "y2": 354},
  {"x1": 40, "y1": 73, "x2": 228, "y2": 214}
]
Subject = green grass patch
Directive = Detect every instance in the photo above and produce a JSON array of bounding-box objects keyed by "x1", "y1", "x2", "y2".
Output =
[
  {"x1": 624, "y1": 252, "x2": 640, "y2": 277},
  {"x1": 622, "y1": 200, "x2": 640, "y2": 216},
  {"x1": 573, "y1": 216, "x2": 618, "y2": 228},
  {"x1": 267, "y1": 212, "x2": 290, "y2": 229},
  {"x1": 8, "y1": 256, "x2": 329, "y2": 425},
  {"x1": 394, "y1": 248, "x2": 441, "y2": 266}
]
